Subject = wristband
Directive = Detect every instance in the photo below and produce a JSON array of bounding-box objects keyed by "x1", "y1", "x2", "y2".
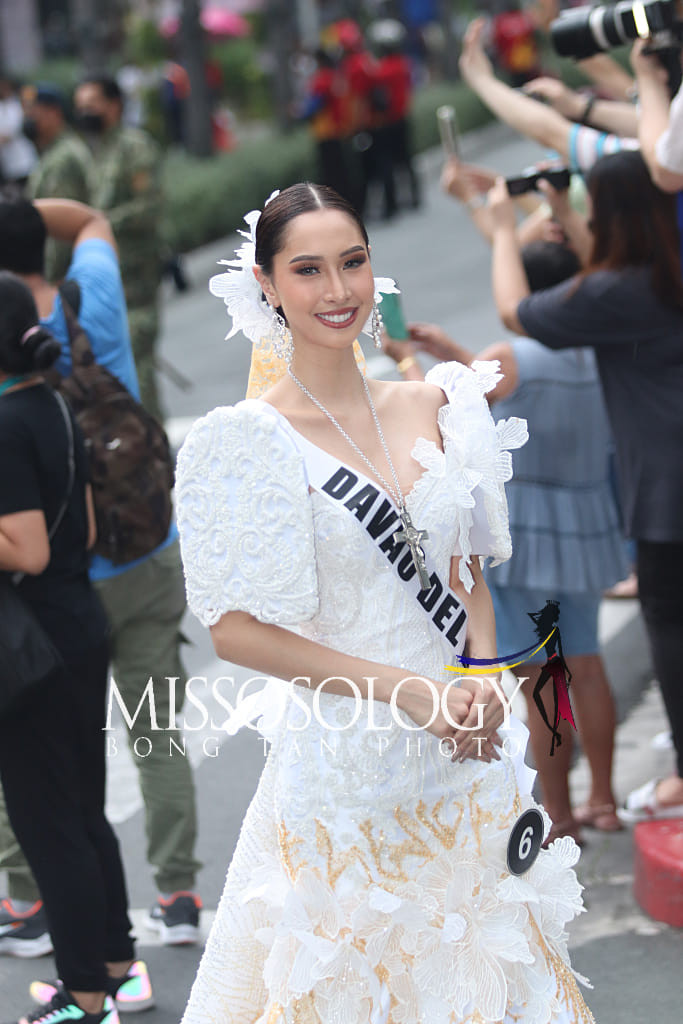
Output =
[
  {"x1": 580, "y1": 94, "x2": 596, "y2": 125},
  {"x1": 397, "y1": 356, "x2": 418, "y2": 374}
]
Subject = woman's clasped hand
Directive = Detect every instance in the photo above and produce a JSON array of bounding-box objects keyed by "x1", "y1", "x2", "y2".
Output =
[{"x1": 392, "y1": 673, "x2": 503, "y2": 763}]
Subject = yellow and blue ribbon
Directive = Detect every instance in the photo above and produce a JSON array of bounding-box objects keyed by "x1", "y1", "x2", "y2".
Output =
[{"x1": 446, "y1": 628, "x2": 557, "y2": 675}]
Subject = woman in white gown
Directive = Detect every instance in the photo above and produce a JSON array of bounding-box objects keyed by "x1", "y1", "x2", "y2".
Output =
[{"x1": 176, "y1": 183, "x2": 595, "y2": 1024}]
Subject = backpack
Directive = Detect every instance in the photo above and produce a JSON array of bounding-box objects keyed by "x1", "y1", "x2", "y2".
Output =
[{"x1": 49, "y1": 282, "x2": 175, "y2": 565}]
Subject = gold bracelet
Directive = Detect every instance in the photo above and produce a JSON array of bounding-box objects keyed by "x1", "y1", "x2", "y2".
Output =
[{"x1": 397, "y1": 355, "x2": 417, "y2": 374}]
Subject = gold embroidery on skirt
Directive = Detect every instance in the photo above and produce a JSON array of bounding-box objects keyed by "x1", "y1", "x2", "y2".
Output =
[
  {"x1": 530, "y1": 918, "x2": 596, "y2": 1024},
  {"x1": 278, "y1": 822, "x2": 306, "y2": 883},
  {"x1": 271, "y1": 798, "x2": 593, "y2": 1024},
  {"x1": 291, "y1": 993, "x2": 322, "y2": 1023},
  {"x1": 414, "y1": 796, "x2": 464, "y2": 849},
  {"x1": 315, "y1": 820, "x2": 373, "y2": 888}
]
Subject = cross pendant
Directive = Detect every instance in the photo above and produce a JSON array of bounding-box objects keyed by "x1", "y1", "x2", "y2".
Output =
[{"x1": 395, "y1": 508, "x2": 431, "y2": 592}]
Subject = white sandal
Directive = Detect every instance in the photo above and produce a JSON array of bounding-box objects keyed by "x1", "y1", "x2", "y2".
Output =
[{"x1": 619, "y1": 778, "x2": 683, "y2": 823}]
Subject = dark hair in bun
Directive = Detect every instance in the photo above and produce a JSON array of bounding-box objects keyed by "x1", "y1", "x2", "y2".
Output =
[
  {"x1": 0, "y1": 271, "x2": 61, "y2": 374},
  {"x1": 255, "y1": 182, "x2": 369, "y2": 276}
]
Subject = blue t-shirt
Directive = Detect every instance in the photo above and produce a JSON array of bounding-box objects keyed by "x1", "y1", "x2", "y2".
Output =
[{"x1": 42, "y1": 237, "x2": 177, "y2": 580}]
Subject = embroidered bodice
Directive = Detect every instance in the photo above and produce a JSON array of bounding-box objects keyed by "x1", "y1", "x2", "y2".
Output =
[{"x1": 177, "y1": 360, "x2": 527, "y2": 636}]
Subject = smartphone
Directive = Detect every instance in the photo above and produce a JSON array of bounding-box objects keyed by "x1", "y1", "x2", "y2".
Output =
[
  {"x1": 505, "y1": 166, "x2": 571, "y2": 196},
  {"x1": 380, "y1": 291, "x2": 409, "y2": 341},
  {"x1": 437, "y1": 105, "x2": 460, "y2": 159}
]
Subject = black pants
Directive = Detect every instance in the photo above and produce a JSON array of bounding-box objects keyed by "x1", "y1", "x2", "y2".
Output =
[
  {"x1": 367, "y1": 125, "x2": 398, "y2": 219},
  {"x1": 637, "y1": 540, "x2": 683, "y2": 778},
  {"x1": 0, "y1": 640, "x2": 134, "y2": 992},
  {"x1": 317, "y1": 138, "x2": 355, "y2": 208},
  {"x1": 385, "y1": 118, "x2": 420, "y2": 210}
]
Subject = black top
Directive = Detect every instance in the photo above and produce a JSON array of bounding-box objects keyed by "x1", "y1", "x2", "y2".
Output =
[
  {"x1": 517, "y1": 267, "x2": 683, "y2": 543},
  {"x1": 0, "y1": 382, "x2": 108, "y2": 657}
]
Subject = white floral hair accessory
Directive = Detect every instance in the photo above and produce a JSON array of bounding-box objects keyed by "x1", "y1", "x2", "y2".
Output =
[{"x1": 209, "y1": 189, "x2": 399, "y2": 346}]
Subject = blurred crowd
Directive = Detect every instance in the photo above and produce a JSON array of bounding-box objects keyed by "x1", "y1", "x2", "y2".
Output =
[
  {"x1": 0, "y1": 70, "x2": 176, "y2": 423},
  {"x1": 294, "y1": 17, "x2": 421, "y2": 221},
  {"x1": 381, "y1": 2, "x2": 683, "y2": 850}
]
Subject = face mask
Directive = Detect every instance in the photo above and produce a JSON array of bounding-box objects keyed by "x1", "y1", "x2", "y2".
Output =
[
  {"x1": 76, "y1": 111, "x2": 105, "y2": 135},
  {"x1": 22, "y1": 117, "x2": 39, "y2": 142}
]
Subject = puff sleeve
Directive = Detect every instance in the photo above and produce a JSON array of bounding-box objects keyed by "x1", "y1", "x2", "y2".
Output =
[
  {"x1": 421, "y1": 361, "x2": 528, "y2": 592},
  {"x1": 175, "y1": 401, "x2": 319, "y2": 628}
]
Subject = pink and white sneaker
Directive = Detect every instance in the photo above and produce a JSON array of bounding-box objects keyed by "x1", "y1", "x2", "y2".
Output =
[{"x1": 30, "y1": 960, "x2": 154, "y2": 1014}]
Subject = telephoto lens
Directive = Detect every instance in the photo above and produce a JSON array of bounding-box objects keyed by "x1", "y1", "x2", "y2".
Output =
[{"x1": 550, "y1": 0, "x2": 676, "y2": 59}]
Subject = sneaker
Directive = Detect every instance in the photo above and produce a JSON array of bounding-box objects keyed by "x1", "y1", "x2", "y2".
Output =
[
  {"x1": 106, "y1": 962, "x2": 154, "y2": 1014},
  {"x1": 0, "y1": 899, "x2": 53, "y2": 958},
  {"x1": 145, "y1": 891, "x2": 201, "y2": 945},
  {"x1": 15, "y1": 984, "x2": 119, "y2": 1024},
  {"x1": 30, "y1": 961, "x2": 154, "y2": 1015}
]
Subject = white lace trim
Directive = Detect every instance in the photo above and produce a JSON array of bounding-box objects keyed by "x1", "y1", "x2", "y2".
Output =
[{"x1": 422, "y1": 360, "x2": 528, "y2": 592}]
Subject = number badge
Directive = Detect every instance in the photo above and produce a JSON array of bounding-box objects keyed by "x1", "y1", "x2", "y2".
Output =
[{"x1": 507, "y1": 808, "x2": 544, "y2": 876}]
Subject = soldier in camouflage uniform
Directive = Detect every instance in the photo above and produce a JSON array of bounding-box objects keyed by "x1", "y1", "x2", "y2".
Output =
[
  {"x1": 75, "y1": 74, "x2": 164, "y2": 421},
  {"x1": 24, "y1": 83, "x2": 93, "y2": 283}
]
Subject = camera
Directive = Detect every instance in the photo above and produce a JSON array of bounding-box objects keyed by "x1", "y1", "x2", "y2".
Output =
[
  {"x1": 505, "y1": 167, "x2": 571, "y2": 196},
  {"x1": 550, "y1": 0, "x2": 683, "y2": 95}
]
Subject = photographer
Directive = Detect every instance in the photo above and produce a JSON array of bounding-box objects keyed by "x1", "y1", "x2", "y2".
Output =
[
  {"x1": 489, "y1": 150, "x2": 683, "y2": 821},
  {"x1": 632, "y1": 38, "x2": 683, "y2": 190},
  {"x1": 460, "y1": 18, "x2": 639, "y2": 174}
]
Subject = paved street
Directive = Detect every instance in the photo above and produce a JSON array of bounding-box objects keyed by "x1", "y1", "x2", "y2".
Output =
[{"x1": 2, "y1": 122, "x2": 682, "y2": 1022}]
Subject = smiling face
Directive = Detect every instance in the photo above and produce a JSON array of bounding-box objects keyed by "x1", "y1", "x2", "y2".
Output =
[{"x1": 254, "y1": 207, "x2": 375, "y2": 356}]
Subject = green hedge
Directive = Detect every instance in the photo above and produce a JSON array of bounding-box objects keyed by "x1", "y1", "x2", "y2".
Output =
[
  {"x1": 30, "y1": 54, "x2": 604, "y2": 254},
  {"x1": 163, "y1": 130, "x2": 317, "y2": 251},
  {"x1": 163, "y1": 79, "x2": 498, "y2": 252}
]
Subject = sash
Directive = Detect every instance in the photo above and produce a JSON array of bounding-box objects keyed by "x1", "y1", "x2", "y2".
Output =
[{"x1": 293, "y1": 432, "x2": 469, "y2": 656}]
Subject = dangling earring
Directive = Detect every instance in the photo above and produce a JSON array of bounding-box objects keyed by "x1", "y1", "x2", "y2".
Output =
[
  {"x1": 371, "y1": 301, "x2": 383, "y2": 350},
  {"x1": 272, "y1": 308, "x2": 294, "y2": 364}
]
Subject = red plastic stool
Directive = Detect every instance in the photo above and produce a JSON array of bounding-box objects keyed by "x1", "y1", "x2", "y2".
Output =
[{"x1": 633, "y1": 818, "x2": 683, "y2": 926}]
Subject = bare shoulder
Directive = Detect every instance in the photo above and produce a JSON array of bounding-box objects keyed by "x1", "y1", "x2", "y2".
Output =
[{"x1": 373, "y1": 378, "x2": 448, "y2": 418}]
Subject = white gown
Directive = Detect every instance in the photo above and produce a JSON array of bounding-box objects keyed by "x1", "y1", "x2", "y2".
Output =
[{"x1": 175, "y1": 362, "x2": 595, "y2": 1024}]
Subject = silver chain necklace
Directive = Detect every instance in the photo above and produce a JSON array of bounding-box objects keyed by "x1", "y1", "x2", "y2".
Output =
[{"x1": 287, "y1": 366, "x2": 431, "y2": 591}]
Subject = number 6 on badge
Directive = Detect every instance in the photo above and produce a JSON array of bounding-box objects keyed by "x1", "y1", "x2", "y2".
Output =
[{"x1": 507, "y1": 808, "x2": 544, "y2": 875}]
